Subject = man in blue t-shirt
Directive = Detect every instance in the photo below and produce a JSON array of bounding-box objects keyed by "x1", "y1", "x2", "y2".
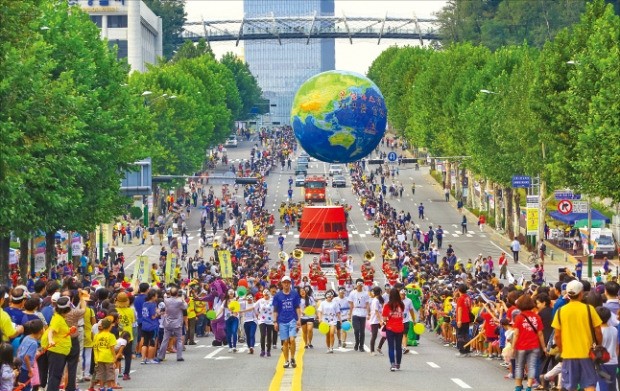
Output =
[{"x1": 273, "y1": 276, "x2": 301, "y2": 369}]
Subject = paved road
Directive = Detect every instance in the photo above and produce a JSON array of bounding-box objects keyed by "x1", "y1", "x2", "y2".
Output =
[{"x1": 117, "y1": 138, "x2": 567, "y2": 390}]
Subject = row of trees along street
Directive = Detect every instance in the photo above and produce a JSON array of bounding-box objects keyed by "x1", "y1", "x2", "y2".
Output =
[
  {"x1": 368, "y1": 0, "x2": 619, "y2": 242},
  {"x1": 0, "y1": 0, "x2": 264, "y2": 282}
]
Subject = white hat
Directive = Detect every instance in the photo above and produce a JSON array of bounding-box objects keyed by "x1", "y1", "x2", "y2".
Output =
[
  {"x1": 567, "y1": 280, "x2": 583, "y2": 296},
  {"x1": 281, "y1": 276, "x2": 291, "y2": 282},
  {"x1": 51, "y1": 292, "x2": 61, "y2": 302}
]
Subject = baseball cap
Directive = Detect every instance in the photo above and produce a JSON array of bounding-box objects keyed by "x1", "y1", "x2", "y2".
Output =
[
  {"x1": 281, "y1": 276, "x2": 291, "y2": 283},
  {"x1": 567, "y1": 280, "x2": 583, "y2": 297},
  {"x1": 51, "y1": 292, "x2": 61, "y2": 302}
]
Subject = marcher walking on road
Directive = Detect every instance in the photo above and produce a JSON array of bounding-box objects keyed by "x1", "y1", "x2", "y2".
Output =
[
  {"x1": 155, "y1": 288, "x2": 187, "y2": 363},
  {"x1": 273, "y1": 276, "x2": 302, "y2": 369},
  {"x1": 418, "y1": 203, "x2": 425, "y2": 220},
  {"x1": 382, "y1": 288, "x2": 405, "y2": 371},
  {"x1": 511, "y1": 238, "x2": 521, "y2": 264},
  {"x1": 461, "y1": 215, "x2": 468, "y2": 234},
  {"x1": 348, "y1": 279, "x2": 370, "y2": 352},
  {"x1": 444, "y1": 187, "x2": 450, "y2": 202}
]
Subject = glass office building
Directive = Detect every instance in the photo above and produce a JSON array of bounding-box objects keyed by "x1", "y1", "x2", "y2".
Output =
[{"x1": 244, "y1": 0, "x2": 335, "y2": 125}]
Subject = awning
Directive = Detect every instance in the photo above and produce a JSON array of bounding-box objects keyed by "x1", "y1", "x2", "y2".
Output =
[
  {"x1": 573, "y1": 219, "x2": 606, "y2": 228},
  {"x1": 549, "y1": 209, "x2": 611, "y2": 226}
]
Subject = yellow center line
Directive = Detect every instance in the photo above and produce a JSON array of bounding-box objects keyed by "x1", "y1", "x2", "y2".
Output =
[
  {"x1": 291, "y1": 341, "x2": 305, "y2": 391},
  {"x1": 268, "y1": 336, "x2": 305, "y2": 391}
]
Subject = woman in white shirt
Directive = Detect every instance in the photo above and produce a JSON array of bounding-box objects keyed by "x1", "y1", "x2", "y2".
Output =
[
  {"x1": 369, "y1": 286, "x2": 385, "y2": 355},
  {"x1": 240, "y1": 294, "x2": 257, "y2": 354},
  {"x1": 298, "y1": 287, "x2": 316, "y2": 349},
  {"x1": 255, "y1": 289, "x2": 274, "y2": 357},
  {"x1": 318, "y1": 290, "x2": 341, "y2": 353}
]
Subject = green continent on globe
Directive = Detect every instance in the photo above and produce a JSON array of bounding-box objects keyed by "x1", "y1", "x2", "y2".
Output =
[
  {"x1": 291, "y1": 70, "x2": 387, "y2": 163},
  {"x1": 291, "y1": 72, "x2": 373, "y2": 123},
  {"x1": 328, "y1": 131, "x2": 356, "y2": 149}
]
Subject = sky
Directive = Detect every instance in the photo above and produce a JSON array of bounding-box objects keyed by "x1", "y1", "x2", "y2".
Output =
[{"x1": 184, "y1": 0, "x2": 447, "y2": 74}]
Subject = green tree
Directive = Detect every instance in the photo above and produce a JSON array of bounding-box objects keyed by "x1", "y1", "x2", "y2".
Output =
[
  {"x1": 435, "y1": 0, "x2": 586, "y2": 50},
  {"x1": 220, "y1": 52, "x2": 265, "y2": 120},
  {"x1": 142, "y1": 0, "x2": 187, "y2": 59}
]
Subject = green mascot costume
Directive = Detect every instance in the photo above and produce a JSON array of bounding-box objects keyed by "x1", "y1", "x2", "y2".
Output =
[{"x1": 406, "y1": 283, "x2": 423, "y2": 346}]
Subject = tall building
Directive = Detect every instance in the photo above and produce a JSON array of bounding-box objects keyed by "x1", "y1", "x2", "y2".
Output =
[
  {"x1": 74, "y1": 0, "x2": 162, "y2": 72},
  {"x1": 244, "y1": 0, "x2": 335, "y2": 125}
]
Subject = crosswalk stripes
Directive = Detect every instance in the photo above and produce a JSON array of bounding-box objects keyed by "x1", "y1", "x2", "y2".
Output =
[{"x1": 266, "y1": 230, "x2": 488, "y2": 240}]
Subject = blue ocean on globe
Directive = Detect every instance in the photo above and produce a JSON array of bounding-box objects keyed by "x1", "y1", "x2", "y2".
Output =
[{"x1": 290, "y1": 70, "x2": 388, "y2": 164}]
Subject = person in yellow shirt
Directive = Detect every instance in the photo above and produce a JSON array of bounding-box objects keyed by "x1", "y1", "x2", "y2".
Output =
[
  {"x1": 185, "y1": 291, "x2": 197, "y2": 345},
  {"x1": 42, "y1": 296, "x2": 73, "y2": 391},
  {"x1": 115, "y1": 292, "x2": 135, "y2": 380},
  {"x1": 93, "y1": 318, "x2": 117, "y2": 390},
  {"x1": 81, "y1": 295, "x2": 96, "y2": 382},
  {"x1": 0, "y1": 286, "x2": 22, "y2": 341},
  {"x1": 150, "y1": 263, "x2": 160, "y2": 285},
  {"x1": 552, "y1": 280, "x2": 602, "y2": 391}
]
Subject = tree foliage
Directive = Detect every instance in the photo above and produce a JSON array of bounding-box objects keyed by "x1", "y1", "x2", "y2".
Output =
[
  {"x1": 370, "y1": 0, "x2": 620, "y2": 202},
  {"x1": 435, "y1": 0, "x2": 586, "y2": 50},
  {"x1": 220, "y1": 52, "x2": 266, "y2": 120},
  {"x1": 142, "y1": 0, "x2": 186, "y2": 59}
]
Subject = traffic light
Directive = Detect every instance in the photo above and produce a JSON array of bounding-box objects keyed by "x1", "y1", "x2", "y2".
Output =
[
  {"x1": 235, "y1": 177, "x2": 258, "y2": 185},
  {"x1": 368, "y1": 159, "x2": 384, "y2": 165},
  {"x1": 401, "y1": 158, "x2": 418, "y2": 164}
]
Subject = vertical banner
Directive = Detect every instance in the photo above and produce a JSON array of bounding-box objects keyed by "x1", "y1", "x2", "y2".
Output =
[
  {"x1": 34, "y1": 235, "x2": 46, "y2": 272},
  {"x1": 218, "y1": 250, "x2": 233, "y2": 278},
  {"x1": 245, "y1": 220, "x2": 254, "y2": 237},
  {"x1": 526, "y1": 208, "x2": 539, "y2": 235},
  {"x1": 165, "y1": 252, "x2": 173, "y2": 284},
  {"x1": 71, "y1": 233, "x2": 82, "y2": 255},
  {"x1": 132, "y1": 255, "x2": 150, "y2": 287}
]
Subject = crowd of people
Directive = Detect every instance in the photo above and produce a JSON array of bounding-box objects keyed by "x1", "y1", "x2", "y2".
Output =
[{"x1": 2, "y1": 130, "x2": 617, "y2": 391}]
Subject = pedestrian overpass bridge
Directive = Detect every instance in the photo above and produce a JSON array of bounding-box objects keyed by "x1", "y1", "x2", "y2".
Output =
[{"x1": 181, "y1": 14, "x2": 439, "y2": 45}]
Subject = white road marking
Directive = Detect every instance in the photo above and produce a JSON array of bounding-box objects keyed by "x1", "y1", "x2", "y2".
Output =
[
  {"x1": 125, "y1": 245, "x2": 153, "y2": 270},
  {"x1": 451, "y1": 378, "x2": 472, "y2": 389},
  {"x1": 426, "y1": 361, "x2": 440, "y2": 368},
  {"x1": 410, "y1": 350, "x2": 418, "y2": 355},
  {"x1": 195, "y1": 345, "x2": 206, "y2": 348},
  {"x1": 214, "y1": 356, "x2": 233, "y2": 360},
  {"x1": 352, "y1": 231, "x2": 359, "y2": 235},
  {"x1": 468, "y1": 231, "x2": 475, "y2": 234},
  {"x1": 204, "y1": 347, "x2": 224, "y2": 359},
  {"x1": 452, "y1": 234, "x2": 459, "y2": 237},
  {"x1": 359, "y1": 234, "x2": 366, "y2": 238},
  {"x1": 466, "y1": 234, "x2": 472, "y2": 238},
  {"x1": 480, "y1": 234, "x2": 486, "y2": 237},
  {"x1": 363, "y1": 344, "x2": 370, "y2": 352}
]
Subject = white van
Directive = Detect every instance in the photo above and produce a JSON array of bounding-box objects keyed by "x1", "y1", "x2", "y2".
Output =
[{"x1": 595, "y1": 228, "x2": 617, "y2": 257}]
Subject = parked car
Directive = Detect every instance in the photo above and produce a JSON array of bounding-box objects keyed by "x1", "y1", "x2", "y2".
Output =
[
  {"x1": 328, "y1": 164, "x2": 343, "y2": 176},
  {"x1": 225, "y1": 135, "x2": 238, "y2": 147},
  {"x1": 297, "y1": 156, "x2": 309, "y2": 167},
  {"x1": 299, "y1": 152, "x2": 312, "y2": 162},
  {"x1": 332, "y1": 175, "x2": 346, "y2": 188},
  {"x1": 295, "y1": 164, "x2": 308, "y2": 176},
  {"x1": 295, "y1": 174, "x2": 306, "y2": 187}
]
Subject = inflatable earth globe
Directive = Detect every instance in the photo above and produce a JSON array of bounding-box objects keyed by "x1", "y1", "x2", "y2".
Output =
[{"x1": 291, "y1": 70, "x2": 387, "y2": 163}]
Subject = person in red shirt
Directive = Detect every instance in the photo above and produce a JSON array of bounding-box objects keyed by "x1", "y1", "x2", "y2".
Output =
[
  {"x1": 381, "y1": 288, "x2": 405, "y2": 372},
  {"x1": 512, "y1": 294, "x2": 545, "y2": 391},
  {"x1": 480, "y1": 304, "x2": 500, "y2": 358},
  {"x1": 455, "y1": 284, "x2": 473, "y2": 357}
]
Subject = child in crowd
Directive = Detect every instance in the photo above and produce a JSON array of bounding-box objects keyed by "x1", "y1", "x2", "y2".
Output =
[
  {"x1": 93, "y1": 318, "x2": 117, "y2": 391},
  {"x1": 0, "y1": 343, "x2": 17, "y2": 391},
  {"x1": 16, "y1": 320, "x2": 44, "y2": 391},
  {"x1": 114, "y1": 331, "x2": 130, "y2": 384}
]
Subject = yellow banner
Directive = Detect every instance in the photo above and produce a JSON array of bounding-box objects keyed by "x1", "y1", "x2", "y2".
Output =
[
  {"x1": 218, "y1": 250, "x2": 233, "y2": 278},
  {"x1": 165, "y1": 253, "x2": 178, "y2": 284},
  {"x1": 526, "y1": 208, "x2": 539, "y2": 235},
  {"x1": 132, "y1": 255, "x2": 150, "y2": 287},
  {"x1": 245, "y1": 220, "x2": 254, "y2": 237}
]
